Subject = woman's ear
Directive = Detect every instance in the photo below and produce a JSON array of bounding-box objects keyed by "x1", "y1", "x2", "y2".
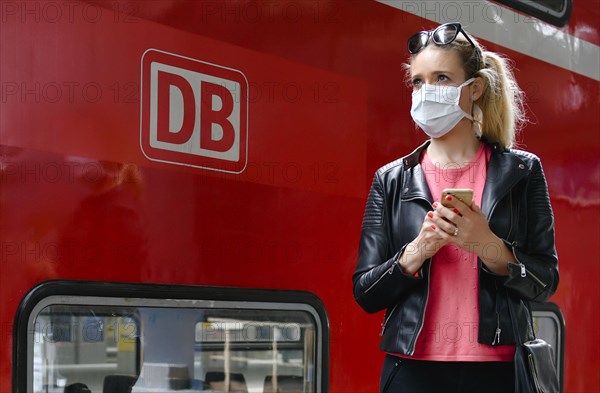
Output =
[{"x1": 472, "y1": 76, "x2": 486, "y2": 100}]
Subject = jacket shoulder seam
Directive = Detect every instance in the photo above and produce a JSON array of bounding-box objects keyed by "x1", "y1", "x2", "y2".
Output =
[
  {"x1": 507, "y1": 149, "x2": 541, "y2": 164},
  {"x1": 376, "y1": 158, "x2": 404, "y2": 176}
]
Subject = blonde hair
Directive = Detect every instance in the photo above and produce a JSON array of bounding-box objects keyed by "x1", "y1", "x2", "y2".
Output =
[{"x1": 407, "y1": 32, "x2": 527, "y2": 148}]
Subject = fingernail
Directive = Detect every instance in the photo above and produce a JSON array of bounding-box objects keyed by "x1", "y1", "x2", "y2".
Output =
[
  {"x1": 445, "y1": 195, "x2": 452, "y2": 201},
  {"x1": 427, "y1": 212, "x2": 434, "y2": 218},
  {"x1": 431, "y1": 224, "x2": 437, "y2": 230},
  {"x1": 433, "y1": 202, "x2": 439, "y2": 208},
  {"x1": 453, "y1": 208, "x2": 460, "y2": 214}
]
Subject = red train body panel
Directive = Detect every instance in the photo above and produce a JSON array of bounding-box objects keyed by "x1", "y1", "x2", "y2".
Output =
[{"x1": 1, "y1": 1, "x2": 598, "y2": 392}]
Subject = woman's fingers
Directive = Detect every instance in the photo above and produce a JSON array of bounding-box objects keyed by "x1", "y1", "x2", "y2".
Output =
[
  {"x1": 426, "y1": 208, "x2": 457, "y2": 238},
  {"x1": 432, "y1": 202, "x2": 461, "y2": 226}
]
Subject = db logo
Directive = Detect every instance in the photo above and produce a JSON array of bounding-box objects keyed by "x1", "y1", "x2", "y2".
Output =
[{"x1": 140, "y1": 49, "x2": 248, "y2": 173}]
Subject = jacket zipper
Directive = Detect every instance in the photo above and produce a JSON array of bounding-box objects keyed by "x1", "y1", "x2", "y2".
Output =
[
  {"x1": 510, "y1": 247, "x2": 548, "y2": 289},
  {"x1": 403, "y1": 197, "x2": 434, "y2": 355},
  {"x1": 492, "y1": 315, "x2": 502, "y2": 345},
  {"x1": 490, "y1": 193, "x2": 513, "y2": 345},
  {"x1": 492, "y1": 282, "x2": 502, "y2": 345},
  {"x1": 363, "y1": 263, "x2": 395, "y2": 294},
  {"x1": 522, "y1": 265, "x2": 547, "y2": 288},
  {"x1": 504, "y1": 189, "x2": 548, "y2": 289},
  {"x1": 380, "y1": 304, "x2": 398, "y2": 336},
  {"x1": 506, "y1": 191, "x2": 514, "y2": 240},
  {"x1": 407, "y1": 260, "x2": 431, "y2": 355}
]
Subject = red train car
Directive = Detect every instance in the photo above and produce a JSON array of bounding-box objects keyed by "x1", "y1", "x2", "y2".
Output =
[{"x1": 1, "y1": 0, "x2": 598, "y2": 392}]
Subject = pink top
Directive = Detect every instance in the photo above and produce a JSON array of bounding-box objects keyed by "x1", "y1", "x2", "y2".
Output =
[{"x1": 399, "y1": 143, "x2": 514, "y2": 362}]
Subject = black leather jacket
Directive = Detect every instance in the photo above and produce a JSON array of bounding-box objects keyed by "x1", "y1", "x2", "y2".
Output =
[{"x1": 353, "y1": 139, "x2": 559, "y2": 356}]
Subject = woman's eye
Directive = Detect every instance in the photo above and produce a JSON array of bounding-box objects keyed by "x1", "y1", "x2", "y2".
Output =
[
  {"x1": 411, "y1": 79, "x2": 422, "y2": 89},
  {"x1": 437, "y1": 75, "x2": 449, "y2": 82}
]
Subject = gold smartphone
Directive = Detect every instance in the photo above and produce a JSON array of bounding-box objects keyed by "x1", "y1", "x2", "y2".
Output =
[{"x1": 441, "y1": 188, "x2": 473, "y2": 208}]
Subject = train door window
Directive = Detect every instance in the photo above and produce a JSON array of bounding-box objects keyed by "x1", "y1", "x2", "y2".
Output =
[
  {"x1": 531, "y1": 302, "x2": 565, "y2": 392},
  {"x1": 14, "y1": 282, "x2": 328, "y2": 393},
  {"x1": 30, "y1": 306, "x2": 139, "y2": 393},
  {"x1": 195, "y1": 309, "x2": 317, "y2": 392},
  {"x1": 494, "y1": 0, "x2": 572, "y2": 26}
]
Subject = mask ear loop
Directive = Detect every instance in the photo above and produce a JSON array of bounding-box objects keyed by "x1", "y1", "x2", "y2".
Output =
[
  {"x1": 472, "y1": 104, "x2": 483, "y2": 138},
  {"x1": 459, "y1": 82, "x2": 483, "y2": 138},
  {"x1": 471, "y1": 94, "x2": 483, "y2": 138},
  {"x1": 469, "y1": 72, "x2": 490, "y2": 139}
]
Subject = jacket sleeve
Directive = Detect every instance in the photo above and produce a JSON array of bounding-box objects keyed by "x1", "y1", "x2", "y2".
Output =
[
  {"x1": 352, "y1": 172, "x2": 423, "y2": 314},
  {"x1": 502, "y1": 157, "x2": 559, "y2": 302}
]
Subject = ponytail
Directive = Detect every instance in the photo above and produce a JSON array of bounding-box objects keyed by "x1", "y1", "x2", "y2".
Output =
[{"x1": 475, "y1": 51, "x2": 527, "y2": 148}]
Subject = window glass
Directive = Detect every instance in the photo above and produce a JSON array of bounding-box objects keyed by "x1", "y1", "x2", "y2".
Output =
[
  {"x1": 32, "y1": 307, "x2": 138, "y2": 393},
  {"x1": 28, "y1": 296, "x2": 323, "y2": 393},
  {"x1": 532, "y1": 309, "x2": 564, "y2": 387},
  {"x1": 527, "y1": 0, "x2": 566, "y2": 13},
  {"x1": 495, "y1": 0, "x2": 571, "y2": 26}
]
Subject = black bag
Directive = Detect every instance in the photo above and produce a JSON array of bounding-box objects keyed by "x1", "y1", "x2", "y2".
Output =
[{"x1": 508, "y1": 298, "x2": 560, "y2": 393}]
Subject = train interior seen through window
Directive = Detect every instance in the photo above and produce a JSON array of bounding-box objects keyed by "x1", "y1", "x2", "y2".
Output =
[{"x1": 30, "y1": 298, "x2": 320, "y2": 393}]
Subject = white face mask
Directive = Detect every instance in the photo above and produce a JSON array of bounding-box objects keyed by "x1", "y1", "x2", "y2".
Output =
[{"x1": 410, "y1": 78, "x2": 476, "y2": 138}]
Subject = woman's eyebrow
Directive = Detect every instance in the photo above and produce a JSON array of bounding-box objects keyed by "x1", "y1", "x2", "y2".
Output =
[{"x1": 411, "y1": 70, "x2": 457, "y2": 79}]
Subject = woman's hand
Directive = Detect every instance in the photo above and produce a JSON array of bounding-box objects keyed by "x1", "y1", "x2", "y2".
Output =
[
  {"x1": 397, "y1": 210, "x2": 451, "y2": 275},
  {"x1": 429, "y1": 195, "x2": 514, "y2": 275},
  {"x1": 430, "y1": 195, "x2": 491, "y2": 249}
]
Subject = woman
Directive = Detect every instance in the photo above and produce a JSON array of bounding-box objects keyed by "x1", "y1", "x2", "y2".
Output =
[{"x1": 353, "y1": 23, "x2": 559, "y2": 393}]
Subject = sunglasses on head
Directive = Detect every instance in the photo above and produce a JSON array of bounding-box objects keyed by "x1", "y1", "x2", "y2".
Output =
[{"x1": 408, "y1": 22, "x2": 476, "y2": 54}]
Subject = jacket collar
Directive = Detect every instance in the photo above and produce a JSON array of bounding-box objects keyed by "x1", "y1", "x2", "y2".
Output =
[
  {"x1": 481, "y1": 142, "x2": 530, "y2": 218},
  {"x1": 401, "y1": 140, "x2": 433, "y2": 203},
  {"x1": 401, "y1": 137, "x2": 530, "y2": 217}
]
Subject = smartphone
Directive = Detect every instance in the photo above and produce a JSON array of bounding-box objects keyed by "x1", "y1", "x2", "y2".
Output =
[{"x1": 441, "y1": 188, "x2": 473, "y2": 208}]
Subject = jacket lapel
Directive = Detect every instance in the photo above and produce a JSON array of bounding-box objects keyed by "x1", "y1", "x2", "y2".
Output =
[
  {"x1": 402, "y1": 141, "x2": 433, "y2": 203},
  {"x1": 481, "y1": 146, "x2": 530, "y2": 219}
]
